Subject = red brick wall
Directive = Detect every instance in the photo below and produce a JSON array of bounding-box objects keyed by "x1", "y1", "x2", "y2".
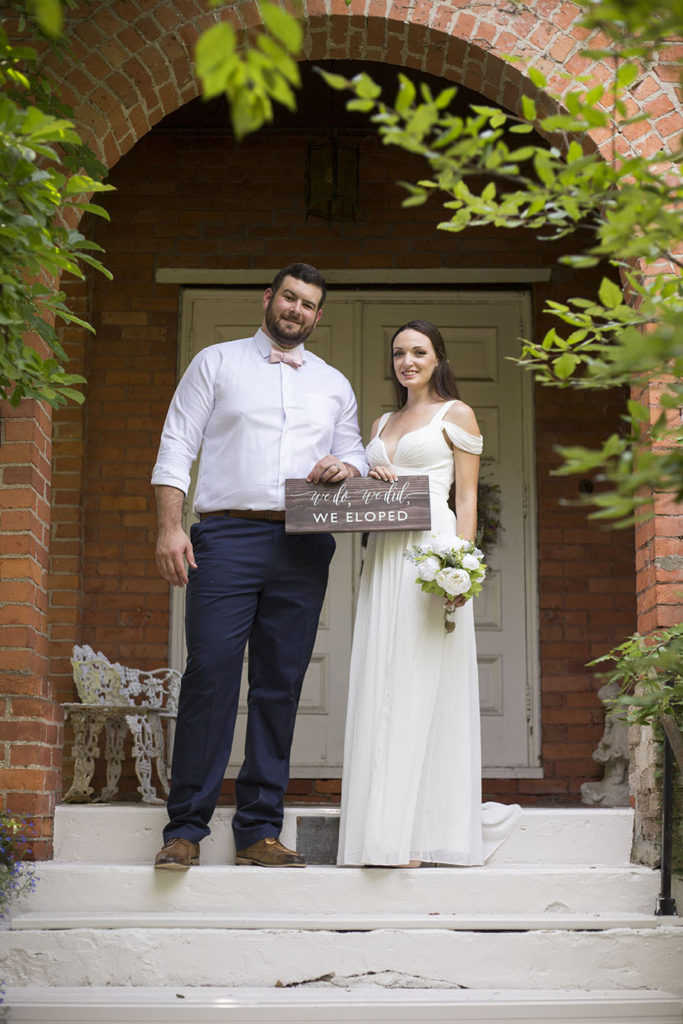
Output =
[
  {"x1": 634, "y1": 380, "x2": 683, "y2": 633},
  {"x1": 48, "y1": 120, "x2": 637, "y2": 805},
  {"x1": 0, "y1": 399, "x2": 59, "y2": 857}
]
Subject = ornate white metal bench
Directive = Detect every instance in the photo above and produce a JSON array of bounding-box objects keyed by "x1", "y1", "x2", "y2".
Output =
[{"x1": 62, "y1": 644, "x2": 180, "y2": 805}]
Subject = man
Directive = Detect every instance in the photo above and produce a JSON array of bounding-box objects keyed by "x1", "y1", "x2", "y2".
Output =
[{"x1": 151, "y1": 263, "x2": 367, "y2": 870}]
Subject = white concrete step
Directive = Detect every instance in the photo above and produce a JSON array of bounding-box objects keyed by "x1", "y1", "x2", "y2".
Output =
[
  {"x1": 6, "y1": 805, "x2": 679, "y2": 1012},
  {"x1": 3, "y1": 924, "x2": 683, "y2": 992},
  {"x1": 4, "y1": 985, "x2": 683, "y2": 1023},
  {"x1": 53, "y1": 804, "x2": 635, "y2": 866},
  {"x1": 13, "y1": 862, "x2": 662, "y2": 916}
]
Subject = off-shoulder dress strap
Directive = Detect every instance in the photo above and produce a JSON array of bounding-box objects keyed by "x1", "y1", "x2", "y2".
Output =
[{"x1": 443, "y1": 418, "x2": 483, "y2": 455}]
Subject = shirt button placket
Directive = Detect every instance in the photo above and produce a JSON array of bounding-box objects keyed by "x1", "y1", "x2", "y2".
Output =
[{"x1": 279, "y1": 363, "x2": 289, "y2": 495}]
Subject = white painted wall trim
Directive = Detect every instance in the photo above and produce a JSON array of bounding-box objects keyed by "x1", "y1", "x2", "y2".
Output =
[{"x1": 156, "y1": 267, "x2": 552, "y2": 286}]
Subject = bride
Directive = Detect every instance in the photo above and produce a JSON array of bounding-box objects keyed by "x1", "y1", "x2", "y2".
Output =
[{"x1": 337, "y1": 319, "x2": 520, "y2": 867}]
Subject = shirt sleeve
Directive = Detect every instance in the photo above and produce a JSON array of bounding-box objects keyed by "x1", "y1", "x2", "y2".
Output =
[
  {"x1": 150, "y1": 349, "x2": 216, "y2": 494},
  {"x1": 443, "y1": 420, "x2": 483, "y2": 455},
  {"x1": 332, "y1": 378, "x2": 369, "y2": 475}
]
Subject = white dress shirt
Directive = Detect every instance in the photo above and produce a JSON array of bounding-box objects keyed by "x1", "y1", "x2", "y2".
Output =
[{"x1": 151, "y1": 328, "x2": 368, "y2": 513}]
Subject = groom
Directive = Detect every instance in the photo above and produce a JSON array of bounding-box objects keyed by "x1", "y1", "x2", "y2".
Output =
[{"x1": 151, "y1": 262, "x2": 367, "y2": 869}]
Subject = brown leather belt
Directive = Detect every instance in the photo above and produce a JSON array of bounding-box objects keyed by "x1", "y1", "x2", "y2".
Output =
[{"x1": 199, "y1": 509, "x2": 286, "y2": 522}]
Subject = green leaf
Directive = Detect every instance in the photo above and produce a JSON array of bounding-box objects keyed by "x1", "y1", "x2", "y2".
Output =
[
  {"x1": 195, "y1": 22, "x2": 238, "y2": 97},
  {"x1": 598, "y1": 276, "x2": 624, "y2": 309},
  {"x1": 435, "y1": 86, "x2": 457, "y2": 110},
  {"x1": 260, "y1": 2, "x2": 303, "y2": 53},
  {"x1": 628, "y1": 400, "x2": 649, "y2": 423},
  {"x1": 347, "y1": 98, "x2": 376, "y2": 113},
  {"x1": 585, "y1": 84, "x2": 605, "y2": 105},
  {"x1": 28, "y1": 0, "x2": 63, "y2": 37},
  {"x1": 553, "y1": 352, "x2": 581, "y2": 379},
  {"x1": 395, "y1": 74, "x2": 416, "y2": 113},
  {"x1": 65, "y1": 174, "x2": 95, "y2": 195},
  {"x1": 521, "y1": 95, "x2": 537, "y2": 120},
  {"x1": 256, "y1": 35, "x2": 300, "y2": 88},
  {"x1": 527, "y1": 67, "x2": 547, "y2": 89},
  {"x1": 351, "y1": 72, "x2": 382, "y2": 101},
  {"x1": 616, "y1": 62, "x2": 640, "y2": 90},
  {"x1": 316, "y1": 69, "x2": 350, "y2": 91},
  {"x1": 533, "y1": 152, "x2": 555, "y2": 186}
]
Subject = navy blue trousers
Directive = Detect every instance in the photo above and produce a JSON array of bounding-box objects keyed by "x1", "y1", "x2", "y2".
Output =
[{"x1": 164, "y1": 516, "x2": 335, "y2": 851}]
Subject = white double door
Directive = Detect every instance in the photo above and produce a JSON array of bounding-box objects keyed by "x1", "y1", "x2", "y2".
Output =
[{"x1": 171, "y1": 288, "x2": 540, "y2": 778}]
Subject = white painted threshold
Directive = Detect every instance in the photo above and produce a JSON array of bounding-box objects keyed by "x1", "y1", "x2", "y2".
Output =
[
  {"x1": 5, "y1": 986, "x2": 683, "y2": 1024},
  {"x1": 156, "y1": 267, "x2": 552, "y2": 286}
]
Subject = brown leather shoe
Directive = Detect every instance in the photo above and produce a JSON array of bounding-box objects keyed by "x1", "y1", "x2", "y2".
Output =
[
  {"x1": 235, "y1": 836, "x2": 306, "y2": 867},
  {"x1": 154, "y1": 837, "x2": 200, "y2": 870}
]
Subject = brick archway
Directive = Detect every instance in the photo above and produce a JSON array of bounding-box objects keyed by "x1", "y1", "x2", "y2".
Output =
[
  {"x1": 45, "y1": 1, "x2": 680, "y2": 168},
  {"x1": 2, "y1": 0, "x2": 681, "y2": 856}
]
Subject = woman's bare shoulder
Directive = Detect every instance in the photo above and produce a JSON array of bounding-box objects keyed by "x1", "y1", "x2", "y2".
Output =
[{"x1": 444, "y1": 399, "x2": 480, "y2": 435}]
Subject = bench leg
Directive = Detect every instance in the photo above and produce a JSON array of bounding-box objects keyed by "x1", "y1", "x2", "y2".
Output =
[
  {"x1": 99, "y1": 716, "x2": 127, "y2": 802},
  {"x1": 150, "y1": 714, "x2": 171, "y2": 797},
  {"x1": 126, "y1": 714, "x2": 164, "y2": 804},
  {"x1": 62, "y1": 710, "x2": 105, "y2": 803}
]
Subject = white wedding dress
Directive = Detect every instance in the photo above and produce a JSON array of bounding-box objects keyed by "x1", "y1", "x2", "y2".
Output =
[{"x1": 337, "y1": 401, "x2": 521, "y2": 866}]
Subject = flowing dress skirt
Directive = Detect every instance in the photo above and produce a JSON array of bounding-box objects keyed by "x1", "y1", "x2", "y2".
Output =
[{"x1": 337, "y1": 505, "x2": 520, "y2": 866}]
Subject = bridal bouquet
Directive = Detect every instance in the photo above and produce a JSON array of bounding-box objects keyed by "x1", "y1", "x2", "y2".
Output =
[{"x1": 404, "y1": 533, "x2": 487, "y2": 633}]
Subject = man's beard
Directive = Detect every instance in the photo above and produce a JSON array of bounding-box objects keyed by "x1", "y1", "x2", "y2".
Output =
[{"x1": 264, "y1": 301, "x2": 315, "y2": 349}]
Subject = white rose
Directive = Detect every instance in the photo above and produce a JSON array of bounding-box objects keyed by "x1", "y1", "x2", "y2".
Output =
[
  {"x1": 461, "y1": 553, "x2": 480, "y2": 571},
  {"x1": 417, "y1": 555, "x2": 442, "y2": 581},
  {"x1": 436, "y1": 567, "x2": 471, "y2": 597},
  {"x1": 451, "y1": 535, "x2": 468, "y2": 551},
  {"x1": 429, "y1": 533, "x2": 454, "y2": 557}
]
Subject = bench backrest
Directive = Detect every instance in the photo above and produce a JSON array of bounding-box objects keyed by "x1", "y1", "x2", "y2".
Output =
[{"x1": 70, "y1": 644, "x2": 180, "y2": 716}]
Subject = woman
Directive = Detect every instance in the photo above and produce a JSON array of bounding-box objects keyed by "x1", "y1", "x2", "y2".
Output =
[{"x1": 337, "y1": 320, "x2": 520, "y2": 867}]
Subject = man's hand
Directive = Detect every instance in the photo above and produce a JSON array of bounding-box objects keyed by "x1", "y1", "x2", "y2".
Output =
[
  {"x1": 154, "y1": 485, "x2": 197, "y2": 587},
  {"x1": 156, "y1": 525, "x2": 197, "y2": 587},
  {"x1": 307, "y1": 456, "x2": 359, "y2": 484}
]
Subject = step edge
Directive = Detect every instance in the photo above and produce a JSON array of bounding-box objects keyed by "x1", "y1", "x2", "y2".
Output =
[
  {"x1": 4, "y1": 984, "x2": 681, "y2": 1007},
  {"x1": 27, "y1": 861, "x2": 659, "y2": 874},
  {"x1": 10, "y1": 911, "x2": 682, "y2": 932}
]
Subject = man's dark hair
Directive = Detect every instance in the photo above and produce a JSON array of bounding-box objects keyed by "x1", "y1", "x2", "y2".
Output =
[{"x1": 270, "y1": 263, "x2": 327, "y2": 308}]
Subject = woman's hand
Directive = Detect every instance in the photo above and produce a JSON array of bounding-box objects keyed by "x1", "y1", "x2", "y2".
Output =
[
  {"x1": 445, "y1": 595, "x2": 467, "y2": 611},
  {"x1": 368, "y1": 464, "x2": 397, "y2": 482}
]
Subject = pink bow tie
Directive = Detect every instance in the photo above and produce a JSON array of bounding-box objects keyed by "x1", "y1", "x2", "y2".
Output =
[{"x1": 269, "y1": 345, "x2": 303, "y2": 368}]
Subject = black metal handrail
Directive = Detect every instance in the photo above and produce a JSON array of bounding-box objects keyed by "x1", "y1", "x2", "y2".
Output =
[{"x1": 655, "y1": 721, "x2": 678, "y2": 916}]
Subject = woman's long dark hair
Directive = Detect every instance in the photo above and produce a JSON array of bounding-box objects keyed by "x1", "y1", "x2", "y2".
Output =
[{"x1": 390, "y1": 319, "x2": 460, "y2": 408}]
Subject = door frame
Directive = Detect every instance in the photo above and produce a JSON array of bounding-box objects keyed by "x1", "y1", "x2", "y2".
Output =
[{"x1": 166, "y1": 280, "x2": 542, "y2": 779}]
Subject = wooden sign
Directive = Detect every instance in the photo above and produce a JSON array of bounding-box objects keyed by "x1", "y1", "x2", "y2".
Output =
[{"x1": 285, "y1": 476, "x2": 431, "y2": 534}]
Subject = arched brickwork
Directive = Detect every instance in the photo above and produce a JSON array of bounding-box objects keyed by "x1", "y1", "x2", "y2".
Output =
[
  {"x1": 2, "y1": 0, "x2": 681, "y2": 857},
  {"x1": 41, "y1": 1, "x2": 681, "y2": 169}
]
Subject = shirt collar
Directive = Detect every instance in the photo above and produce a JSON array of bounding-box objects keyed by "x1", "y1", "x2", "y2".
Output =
[{"x1": 254, "y1": 326, "x2": 306, "y2": 363}]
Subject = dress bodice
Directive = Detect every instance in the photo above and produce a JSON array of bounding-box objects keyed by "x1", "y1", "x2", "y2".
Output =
[{"x1": 366, "y1": 401, "x2": 483, "y2": 504}]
